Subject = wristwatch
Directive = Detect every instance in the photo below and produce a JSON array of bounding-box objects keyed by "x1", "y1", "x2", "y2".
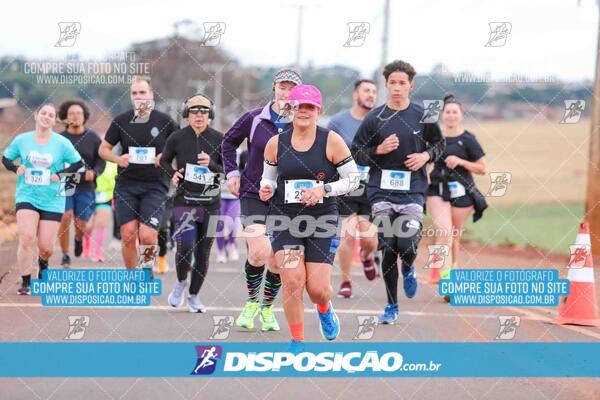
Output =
[{"x1": 323, "y1": 183, "x2": 332, "y2": 197}]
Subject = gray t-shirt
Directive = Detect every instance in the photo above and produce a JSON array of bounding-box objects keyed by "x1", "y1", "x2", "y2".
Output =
[{"x1": 327, "y1": 109, "x2": 362, "y2": 147}]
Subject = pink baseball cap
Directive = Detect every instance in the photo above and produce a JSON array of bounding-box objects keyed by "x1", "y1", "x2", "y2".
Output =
[{"x1": 288, "y1": 84, "x2": 322, "y2": 109}]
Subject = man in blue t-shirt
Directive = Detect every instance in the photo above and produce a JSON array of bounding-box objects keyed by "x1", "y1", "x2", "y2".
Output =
[{"x1": 328, "y1": 79, "x2": 378, "y2": 299}]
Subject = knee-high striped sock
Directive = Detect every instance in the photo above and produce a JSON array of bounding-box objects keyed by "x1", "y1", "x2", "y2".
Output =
[
  {"x1": 262, "y1": 270, "x2": 281, "y2": 308},
  {"x1": 245, "y1": 260, "x2": 264, "y2": 303}
]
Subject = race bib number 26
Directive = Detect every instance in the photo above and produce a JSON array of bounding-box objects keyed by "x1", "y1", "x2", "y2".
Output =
[{"x1": 284, "y1": 179, "x2": 323, "y2": 204}]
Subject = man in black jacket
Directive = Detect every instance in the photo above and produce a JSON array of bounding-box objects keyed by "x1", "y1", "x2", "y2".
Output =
[{"x1": 351, "y1": 60, "x2": 446, "y2": 324}]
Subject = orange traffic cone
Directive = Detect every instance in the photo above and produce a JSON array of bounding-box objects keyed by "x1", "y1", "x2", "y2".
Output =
[
  {"x1": 428, "y1": 266, "x2": 441, "y2": 284},
  {"x1": 428, "y1": 250, "x2": 444, "y2": 284},
  {"x1": 553, "y1": 221, "x2": 600, "y2": 327}
]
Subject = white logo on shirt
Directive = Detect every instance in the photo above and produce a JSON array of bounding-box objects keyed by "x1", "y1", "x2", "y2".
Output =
[
  {"x1": 412, "y1": 130, "x2": 420, "y2": 135},
  {"x1": 150, "y1": 127, "x2": 160, "y2": 137},
  {"x1": 27, "y1": 151, "x2": 53, "y2": 168}
]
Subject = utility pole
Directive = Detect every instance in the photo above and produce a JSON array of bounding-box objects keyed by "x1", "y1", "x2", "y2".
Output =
[
  {"x1": 296, "y1": 5, "x2": 303, "y2": 67},
  {"x1": 586, "y1": 1, "x2": 600, "y2": 254},
  {"x1": 378, "y1": 0, "x2": 390, "y2": 101},
  {"x1": 287, "y1": 3, "x2": 319, "y2": 69}
]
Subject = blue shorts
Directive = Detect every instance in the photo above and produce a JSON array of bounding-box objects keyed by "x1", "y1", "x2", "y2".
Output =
[{"x1": 65, "y1": 190, "x2": 96, "y2": 222}]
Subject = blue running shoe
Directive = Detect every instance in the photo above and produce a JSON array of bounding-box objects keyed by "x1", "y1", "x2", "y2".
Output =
[
  {"x1": 317, "y1": 303, "x2": 341, "y2": 341},
  {"x1": 379, "y1": 303, "x2": 398, "y2": 324},
  {"x1": 402, "y1": 265, "x2": 418, "y2": 298}
]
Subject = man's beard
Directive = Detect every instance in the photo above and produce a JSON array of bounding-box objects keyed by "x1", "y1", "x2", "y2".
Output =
[{"x1": 357, "y1": 98, "x2": 374, "y2": 111}]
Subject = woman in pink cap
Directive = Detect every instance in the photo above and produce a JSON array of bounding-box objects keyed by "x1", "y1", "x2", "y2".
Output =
[{"x1": 259, "y1": 84, "x2": 359, "y2": 348}]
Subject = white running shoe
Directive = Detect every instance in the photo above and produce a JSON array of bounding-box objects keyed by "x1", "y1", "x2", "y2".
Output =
[
  {"x1": 216, "y1": 251, "x2": 227, "y2": 264},
  {"x1": 168, "y1": 281, "x2": 186, "y2": 308},
  {"x1": 188, "y1": 294, "x2": 206, "y2": 313},
  {"x1": 227, "y1": 244, "x2": 239, "y2": 261}
]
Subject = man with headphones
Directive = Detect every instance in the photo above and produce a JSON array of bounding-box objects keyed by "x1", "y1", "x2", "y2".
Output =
[{"x1": 160, "y1": 93, "x2": 223, "y2": 312}]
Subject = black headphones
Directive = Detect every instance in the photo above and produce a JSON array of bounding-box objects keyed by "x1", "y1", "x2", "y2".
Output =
[{"x1": 182, "y1": 93, "x2": 215, "y2": 120}]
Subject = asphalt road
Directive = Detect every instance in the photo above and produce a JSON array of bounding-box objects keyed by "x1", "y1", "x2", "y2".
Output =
[{"x1": 0, "y1": 231, "x2": 599, "y2": 399}]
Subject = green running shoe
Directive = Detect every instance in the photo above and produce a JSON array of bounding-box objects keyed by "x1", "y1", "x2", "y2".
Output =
[
  {"x1": 259, "y1": 306, "x2": 280, "y2": 331},
  {"x1": 236, "y1": 301, "x2": 260, "y2": 329}
]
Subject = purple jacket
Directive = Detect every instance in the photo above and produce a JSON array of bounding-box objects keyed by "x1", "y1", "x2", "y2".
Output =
[{"x1": 222, "y1": 102, "x2": 292, "y2": 199}]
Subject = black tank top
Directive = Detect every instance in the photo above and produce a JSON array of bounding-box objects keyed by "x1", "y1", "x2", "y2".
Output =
[{"x1": 272, "y1": 126, "x2": 338, "y2": 216}]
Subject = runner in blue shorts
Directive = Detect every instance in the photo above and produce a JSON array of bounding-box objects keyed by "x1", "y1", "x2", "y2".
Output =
[{"x1": 56, "y1": 100, "x2": 105, "y2": 267}]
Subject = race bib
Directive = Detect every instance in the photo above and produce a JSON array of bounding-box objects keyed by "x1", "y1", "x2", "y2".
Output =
[
  {"x1": 95, "y1": 191, "x2": 108, "y2": 203},
  {"x1": 380, "y1": 170, "x2": 411, "y2": 191},
  {"x1": 357, "y1": 165, "x2": 370, "y2": 182},
  {"x1": 129, "y1": 147, "x2": 156, "y2": 164},
  {"x1": 284, "y1": 179, "x2": 323, "y2": 204},
  {"x1": 24, "y1": 168, "x2": 51, "y2": 186},
  {"x1": 448, "y1": 181, "x2": 466, "y2": 198},
  {"x1": 184, "y1": 163, "x2": 214, "y2": 185}
]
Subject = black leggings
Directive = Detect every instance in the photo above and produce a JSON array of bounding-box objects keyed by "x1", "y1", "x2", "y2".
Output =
[
  {"x1": 172, "y1": 206, "x2": 216, "y2": 295},
  {"x1": 158, "y1": 228, "x2": 168, "y2": 257},
  {"x1": 377, "y1": 212, "x2": 422, "y2": 305}
]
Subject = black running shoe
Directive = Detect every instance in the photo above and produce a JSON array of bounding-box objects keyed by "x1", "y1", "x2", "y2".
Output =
[
  {"x1": 74, "y1": 239, "x2": 83, "y2": 257},
  {"x1": 17, "y1": 284, "x2": 30, "y2": 296},
  {"x1": 61, "y1": 253, "x2": 71, "y2": 268}
]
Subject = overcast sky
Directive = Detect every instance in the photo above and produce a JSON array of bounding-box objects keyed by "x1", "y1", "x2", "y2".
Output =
[{"x1": 2, "y1": 0, "x2": 598, "y2": 82}]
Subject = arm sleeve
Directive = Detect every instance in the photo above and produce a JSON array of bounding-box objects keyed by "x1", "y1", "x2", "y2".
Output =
[
  {"x1": 2, "y1": 156, "x2": 18, "y2": 173},
  {"x1": 327, "y1": 156, "x2": 360, "y2": 196},
  {"x1": 222, "y1": 112, "x2": 251, "y2": 178},
  {"x1": 159, "y1": 135, "x2": 177, "y2": 177},
  {"x1": 58, "y1": 160, "x2": 84, "y2": 174},
  {"x1": 466, "y1": 135, "x2": 485, "y2": 161},
  {"x1": 351, "y1": 116, "x2": 379, "y2": 167},
  {"x1": 260, "y1": 160, "x2": 278, "y2": 190},
  {"x1": 423, "y1": 123, "x2": 446, "y2": 163}
]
